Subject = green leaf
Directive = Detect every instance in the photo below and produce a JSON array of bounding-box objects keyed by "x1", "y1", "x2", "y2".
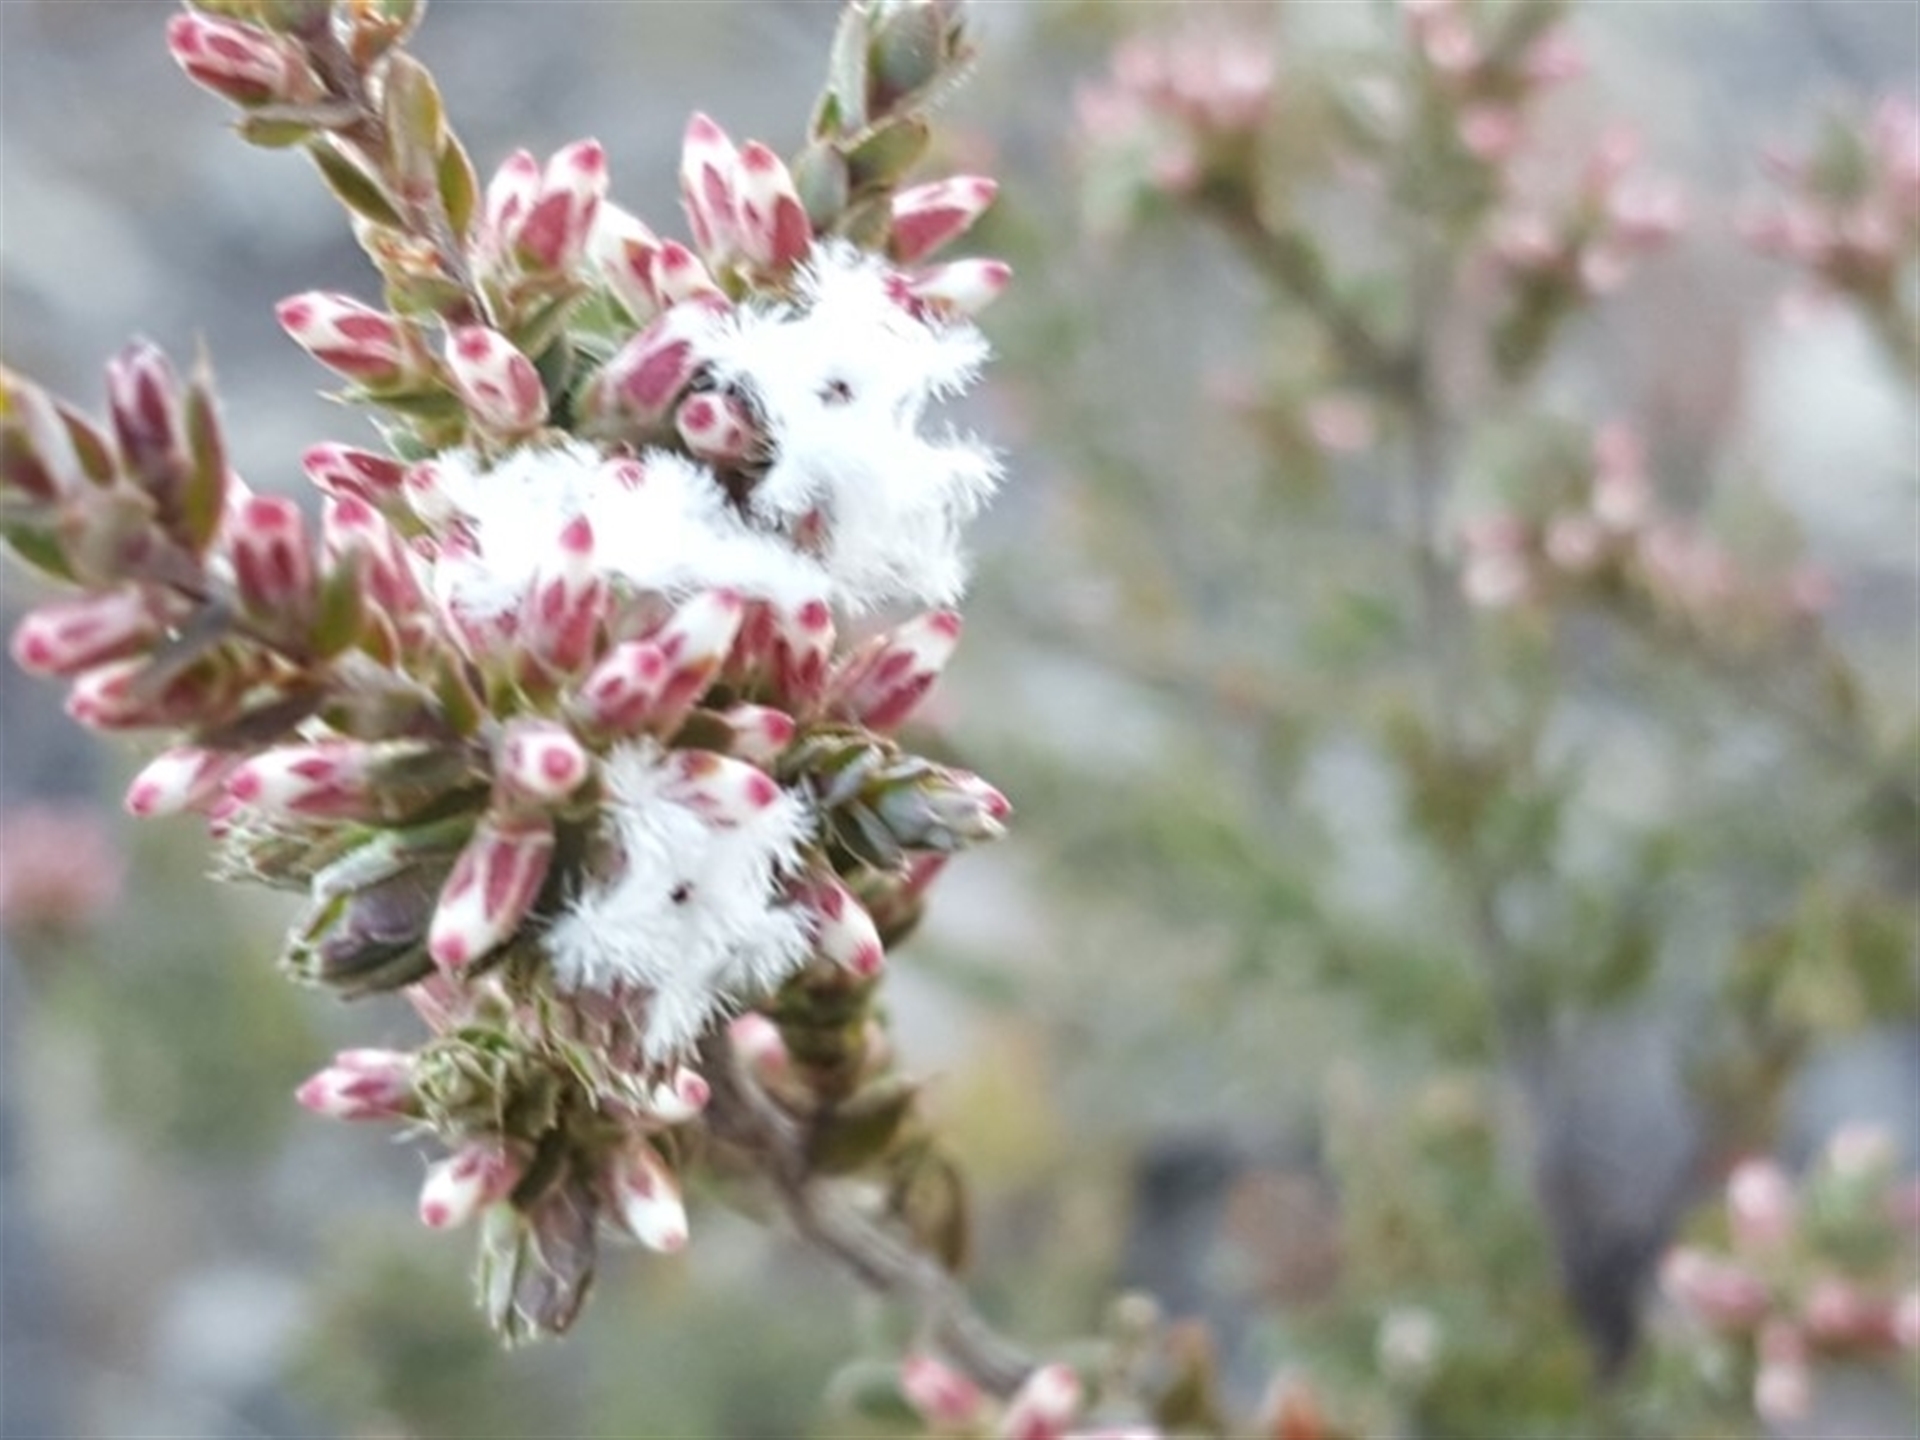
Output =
[
  {"x1": 844, "y1": 119, "x2": 929, "y2": 193},
  {"x1": 311, "y1": 550, "x2": 368, "y2": 659},
  {"x1": 179, "y1": 364, "x2": 229, "y2": 552},
  {"x1": 823, "y1": 4, "x2": 870, "y2": 137},
  {"x1": 438, "y1": 132, "x2": 479, "y2": 239},
  {"x1": 308, "y1": 139, "x2": 405, "y2": 228},
  {"x1": 234, "y1": 114, "x2": 316, "y2": 149},
  {"x1": 379, "y1": 52, "x2": 445, "y2": 207}
]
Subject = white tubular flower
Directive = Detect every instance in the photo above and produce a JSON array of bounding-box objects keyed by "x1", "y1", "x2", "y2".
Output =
[
  {"x1": 704, "y1": 242, "x2": 1002, "y2": 612},
  {"x1": 543, "y1": 741, "x2": 810, "y2": 1059}
]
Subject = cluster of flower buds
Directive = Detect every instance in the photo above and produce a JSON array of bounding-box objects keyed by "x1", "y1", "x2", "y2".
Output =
[
  {"x1": 4, "y1": 0, "x2": 1020, "y2": 1346},
  {"x1": 0, "y1": 803, "x2": 124, "y2": 941},
  {"x1": 1402, "y1": 0, "x2": 1585, "y2": 170},
  {"x1": 1485, "y1": 129, "x2": 1684, "y2": 376},
  {"x1": 1658, "y1": 1126, "x2": 1920, "y2": 1428},
  {"x1": 1458, "y1": 421, "x2": 1830, "y2": 643},
  {"x1": 1074, "y1": 25, "x2": 1276, "y2": 201},
  {"x1": 897, "y1": 1356, "x2": 1144, "y2": 1440},
  {"x1": 1742, "y1": 98, "x2": 1920, "y2": 357}
]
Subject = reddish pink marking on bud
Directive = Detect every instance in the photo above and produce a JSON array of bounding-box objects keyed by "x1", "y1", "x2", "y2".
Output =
[
  {"x1": 682, "y1": 396, "x2": 715, "y2": 428},
  {"x1": 435, "y1": 935, "x2": 469, "y2": 969},
  {"x1": 743, "y1": 772, "x2": 777, "y2": 808},
  {"x1": 226, "y1": 768, "x2": 263, "y2": 803},
  {"x1": 455, "y1": 330, "x2": 493, "y2": 360},
  {"x1": 798, "y1": 600, "x2": 830, "y2": 632},
  {"x1": 420, "y1": 1200, "x2": 451, "y2": 1226},
  {"x1": 559, "y1": 514, "x2": 594, "y2": 554},
  {"x1": 277, "y1": 298, "x2": 312, "y2": 330}
]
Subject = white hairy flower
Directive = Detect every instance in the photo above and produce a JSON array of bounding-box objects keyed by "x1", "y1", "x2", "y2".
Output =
[
  {"x1": 543, "y1": 742, "x2": 811, "y2": 1059},
  {"x1": 428, "y1": 440, "x2": 822, "y2": 622},
  {"x1": 705, "y1": 241, "x2": 1002, "y2": 612}
]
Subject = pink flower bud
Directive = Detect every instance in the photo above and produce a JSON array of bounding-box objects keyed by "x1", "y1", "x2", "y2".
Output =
[
  {"x1": 764, "y1": 598, "x2": 835, "y2": 713},
  {"x1": 523, "y1": 514, "x2": 608, "y2": 676},
  {"x1": 1803, "y1": 1277, "x2": 1886, "y2": 1347},
  {"x1": 592, "y1": 304, "x2": 715, "y2": 428},
  {"x1": 646, "y1": 588, "x2": 747, "y2": 732},
  {"x1": 998, "y1": 1363, "x2": 1083, "y2": 1440},
  {"x1": 1753, "y1": 1322, "x2": 1811, "y2": 1426},
  {"x1": 11, "y1": 589, "x2": 161, "y2": 677},
  {"x1": 675, "y1": 391, "x2": 757, "y2": 465},
  {"x1": 65, "y1": 655, "x2": 232, "y2": 731},
  {"x1": 419, "y1": 1138, "x2": 525, "y2": 1229},
  {"x1": 890, "y1": 177, "x2": 999, "y2": 265},
  {"x1": 797, "y1": 874, "x2": 885, "y2": 978},
  {"x1": 1459, "y1": 103, "x2": 1522, "y2": 162},
  {"x1": 658, "y1": 750, "x2": 783, "y2": 827},
  {"x1": 277, "y1": 292, "x2": 415, "y2": 386},
  {"x1": 606, "y1": 1141, "x2": 689, "y2": 1252},
  {"x1": 734, "y1": 141, "x2": 812, "y2": 271},
  {"x1": 1659, "y1": 1247, "x2": 1769, "y2": 1331},
  {"x1": 901, "y1": 1354, "x2": 986, "y2": 1428},
  {"x1": 321, "y1": 495, "x2": 425, "y2": 629},
  {"x1": 827, "y1": 610, "x2": 962, "y2": 732},
  {"x1": 715, "y1": 703, "x2": 796, "y2": 766},
  {"x1": 1523, "y1": 26, "x2": 1586, "y2": 85},
  {"x1": 428, "y1": 815, "x2": 555, "y2": 971},
  {"x1": 296, "y1": 1048, "x2": 417, "y2": 1121},
  {"x1": 727, "y1": 1011, "x2": 789, "y2": 1081},
  {"x1": 227, "y1": 742, "x2": 381, "y2": 820},
  {"x1": 645, "y1": 1067, "x2": 711, "y2": 1126},
  {"x1": 303, "y1": 444, "x2": 408, "y2": 504},
  {"x1": 227, "y1": 495, "x2": 317, "y2": 623},
  {"x1": 495, "y1": 718, "x2": 592, "y2": 807},
  {"x1": 898, "y1": 258, "x2": 1014, "y2": 317},
  {"x1": 105, "y1": 339, "x2": 184, "y2": 485},
  {"x1": 679, "y1": 112, "x2": 742, "y2": 262},
  {"x1": 480, "y1": 149, "x2": 541, "y2": 266},
  {"x1": 652, "y1": 241, "x2": 727, "y2": 306},
  {"x1": 572, "y1": 640, "x2": 673, "y2": 736},
  {"x1": 443, "y1": 327, "x2": 548, "y2": 434},
  {"x1": 124, "y1": 745, "x2": 237, "y2": 818},
  {"x1": 592, "y1": 204, "x2": 666, "y2": 321},
  {"x1": 166, "y1": 12, "x2": 316, "y2": 108},
  {"x1": 1895, "y1": 1289, "x2": 1919, "y2": 1352},
  {"x1": 1727, "y1": 1158, "x2": 1797, "y2": 1252},
  {"x1": 515, "y1": 140, "x2": 608, "y2": 273}
]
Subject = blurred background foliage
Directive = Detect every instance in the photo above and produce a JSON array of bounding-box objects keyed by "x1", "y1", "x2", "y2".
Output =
[{"x1": 2, "y1": 1, "x2": 1915, "y2": 1436}]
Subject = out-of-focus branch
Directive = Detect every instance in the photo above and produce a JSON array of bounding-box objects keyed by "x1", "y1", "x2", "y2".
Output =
[{"x1": 698, "y1": 1032, "x2": 1038, "y2": 1397}]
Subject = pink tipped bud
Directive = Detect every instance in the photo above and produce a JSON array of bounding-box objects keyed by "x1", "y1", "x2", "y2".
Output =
[
  {"x1": 227, "y1": 742, "x2": 377, "y2": 820},
  {"x1": 12, "y1": 589, "x2": 161, "y2": 677},
  {"x1": 480, "y1": 149, "x2": 542, "y2": 265},
  {"x1": 645, "y1": 1067, "x2": 711, "y2": 1126},
  {"x1": 891, "y1": 177, "x2": 999, "y2": 265},
  {"x1": 296, "y1": 1048, "x2": 417, "y2": 1121},
  {"x1": 715, "y1": 703, "x2": 796, "y2": 766},
  {"x1": 1803, "y1": 1278, "x2": 1886, "y2": 1346},
  {"x1": 303, "y1": 443, "x2": 408, "y2": 504},
  {"x1": 428, "y1": 816, "x2": 555, "y2": 971},
  {"x1": 899, "y1": 258, "x2": 1013, "y2": 317},
  {"x1": 646, "y1": 588, "x2": 747, "y2": 732},
  {"x1": 496, "y1": 718, "x2": 591, "y2": 808},
  {"x1": 418, "y1": 1138, "x2": 525, "y2": 1229},
  {"x1": 572, "y1": 639, "x2": 673, "y2": 736},
  {"x1": 727, "y1": 1012, "x2": 790, "y2": 1081},
  {"x1": 606, "y1": 1142, "x2": 689, "y2": 1253},
  {"x1": 444, "y1": 327, "x2": 548, "y2": 434},
  {"x1": 652, "y1": 241, "x2": 726, "y2": 306},
  {"x1": 764, "y1": 598, "x2": 836, "y2": 713},
  {"x1": 1895, "y1": 1289, "x2": 1920, "y2": 1352},
  {"x1": 592, "y1": 304, "x2": 714, "y2": 428},
  {"x1": 733, "y1": 141, "x2": 812, "y2": 270},
  {"x1": 124, "y1": 745, "x2": 236, "y2": 818},
  {"x1": 515, "y1": 139, "x2": 609, "y2": 273},
  {"x1": 798, "y1": 874, "x2": 885, "y2": 978},
  {"x1": 65, "y1": 656, "x2": 225, "y2": 732},
  {"x1": 523, "y1": 514, "x2": 608, "y2": 676},
  {"x1": 105, "y1": 339, "x2": 184, "y2": 484},
  {"x1": 901, "y1": 1354, "x2": 986, "y2": 1428},
  {"x1": 592, "y1": 204, "x2": 666, "y2": 321},
  {"x1": 277, "y1": 292, "x2": 415, "y2": 386},
  {"x1": 659, "y1": 750, "x2": 783, "y2": 827},
  {"x1": 827, "y1": 610, "x2": 962, "y2": 732},
  {"x1": 679, "y1": 111, "x2": 742, "y2": 262},
  {"x1": 227, "y1": 495, "x2": 316, "y2": 623},
  {"x1": 1727, "y1": 1158, "x2": 1797, "y2": 1252},
  {"x1": 674, "y1": 391, "x2": 757, "y2": 465},
  {"x1": 998, "y1": 1363, "x2": 1083, "y2": 1440},
  {"x1": 166, "y1": 12, "x2": 317, "y2": 108},
  {"x1": 1659, "y1": 1247, "x2": 1769, "y2": 1330},
  {"x1": 1753, "y1": 1323, "x2": 1811, "y2": 1426},
  {"x1": 321, "y1": 495, "x2": 425, "y2": 627}
]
